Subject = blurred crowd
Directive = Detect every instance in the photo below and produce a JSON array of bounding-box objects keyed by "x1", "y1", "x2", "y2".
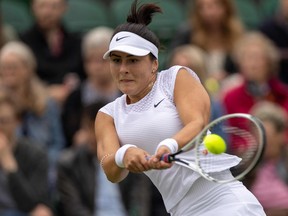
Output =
[{"x1": 0, "y1": 0, "x2": 288, "y2": 216}]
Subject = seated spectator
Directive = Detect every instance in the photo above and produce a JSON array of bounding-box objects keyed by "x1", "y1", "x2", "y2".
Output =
[
  {"x1": 118, "y1": 172, "x2": 169, "y2": 216},
  {"x1": 170, "y1": 0, "x2": 244, "y2": 80},
  {"x1": 0, "y1": 41, "x2": 65, "y2": 188},
  {"x1": 168, "y1": 45, "x2": 225, "y2": 120},
  {"x1": 0, "y1": 94, "x2": 53, "y2": 216},
  {"x1": 221, "y1": 32, "x2": 288, "y2": 152},
  {"x1": 259, "y1": 0, "x2": 288, "y2": 84},
  {"x1": 62, "y1": 26, "x2": 121, "y2": 146},
  {"x1": 222, "y1": 32, "x2": 288, "y2": 114},
  {"x1": 248, "y1": 101, "x2": 288, "y2": 216},
  {"x1": 57, "y1": 102, "x2": 127, "y2": 216},
  {"x1": 20, "y1": 0, "x2": 84, "y2": 104}
]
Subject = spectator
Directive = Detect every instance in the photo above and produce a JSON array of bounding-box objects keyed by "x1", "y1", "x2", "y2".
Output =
[
  {"x1": 57, "y1": 102, "x2": 127, "y2": 216},
  {"x1": 259, "y1": 0, "x2": 288, "y2": 84},
  {"x1": 20, "y1": 0, "x2": 84, "y2": 104},
  {"x1": 248, "y1": 101, "x2": 288, "y2": 216},
  {"x1": 62, "y1": 26, "x2": 121, "y2": 146},
  {"x1": 168, "y1": 44, "x2": 225, "y2": 119},
  {"x1": 168, "y1": 45, "x2": 207, "y2": 82},
  {"x1": 0, "y1": 93, "x2": 53, "y2": 216},
  {"x1": 170, "y1": 0, "x2": 244, "y2": 80},
  {"x1": 0, "y1": 41, "x2": 65, "y2": 188},
  {"x1": 221, "y1": 31, "x2": 288, "y2": 150},
  {"x1": 118, "y1": 172, "x2": 170, "y2": 216},
  {"x1": 222, "y1": 32, "x2": 288, "y2": 114}
]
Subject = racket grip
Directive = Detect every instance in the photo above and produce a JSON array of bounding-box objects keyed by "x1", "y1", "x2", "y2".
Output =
[
  {"x1": 146, "y1": 154, "x2": 173, "y2": 163},
  {"x1": 160, "y1": 154, "x2": 173, "y2": 163}
]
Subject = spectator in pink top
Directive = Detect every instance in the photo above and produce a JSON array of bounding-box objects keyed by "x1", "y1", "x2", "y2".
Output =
[{"x1": 249, "y1": 101, "x2": 288, "y2": 216}]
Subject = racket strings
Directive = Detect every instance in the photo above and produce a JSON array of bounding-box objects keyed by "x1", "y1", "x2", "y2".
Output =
[
  {"x1": 196, "y1": 116, "x2": 263, "y2": 182},
  {"x1": 224, "y1": 126, "x2": 258, "y2": 164}
]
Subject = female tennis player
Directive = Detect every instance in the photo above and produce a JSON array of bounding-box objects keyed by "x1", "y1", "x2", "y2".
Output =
[{"x1": 95, "y1": 0, "x2": 265, "y2": 215}]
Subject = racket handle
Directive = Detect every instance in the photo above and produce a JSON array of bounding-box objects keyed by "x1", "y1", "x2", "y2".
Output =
[
  {"x1": 146, "y1": 154, "x2": 173, "y2": 163},
  {"x1": 160, "y1": 154, "x2": 173, "y2": 163}
]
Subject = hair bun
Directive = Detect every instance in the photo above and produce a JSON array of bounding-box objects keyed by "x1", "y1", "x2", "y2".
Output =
[{"x1": 127, "y1": 0, "x2": 162, "y2": 26}]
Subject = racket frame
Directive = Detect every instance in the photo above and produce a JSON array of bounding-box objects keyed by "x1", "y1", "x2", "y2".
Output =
[{"x1": 164, "y1": 113, "x2": 266, "y2": 183}]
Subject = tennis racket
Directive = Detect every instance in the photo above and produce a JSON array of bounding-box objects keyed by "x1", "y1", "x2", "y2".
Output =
[{"x1": 161, "y1": 113, "x2": 266, "y2": 183}]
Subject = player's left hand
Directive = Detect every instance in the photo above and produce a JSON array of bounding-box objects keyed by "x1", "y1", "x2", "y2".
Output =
[
  {"x1": 147, "y1": 146, "x2": 173, "y2": 170},
  {"x1": 123, "y1": 147, "x2": 151, "y2": 173}
]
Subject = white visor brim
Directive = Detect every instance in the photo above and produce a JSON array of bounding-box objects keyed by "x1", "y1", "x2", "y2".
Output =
[
  {"x1": 103, "y1": 45, "x2": 150, "y2": 59},
  {"x1": 103, "y1": 31, "x2": 158, "y2": 59}
]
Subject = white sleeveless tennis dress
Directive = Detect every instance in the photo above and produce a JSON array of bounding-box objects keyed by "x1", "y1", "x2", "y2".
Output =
[{"x1": 100, "y1": 66, "x2": 265, "y2": 216}]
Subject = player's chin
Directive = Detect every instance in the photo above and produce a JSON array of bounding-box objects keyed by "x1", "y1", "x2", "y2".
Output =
[{"x1": 118, "y1": 82, "x2": 135, "y2": 91}]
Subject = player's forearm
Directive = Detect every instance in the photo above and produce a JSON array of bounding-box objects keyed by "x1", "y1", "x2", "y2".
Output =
[
  {"x1": 173, "y1": 118, "x2": 206, "y2": 149},
  {"x1": 101, "y1": 154, "x2": 129, "y2": 183}
]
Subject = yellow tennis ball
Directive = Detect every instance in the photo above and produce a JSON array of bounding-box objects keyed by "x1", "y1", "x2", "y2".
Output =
[{"x1": 203, "y1": 134, "x2": 226, "y2": 154}]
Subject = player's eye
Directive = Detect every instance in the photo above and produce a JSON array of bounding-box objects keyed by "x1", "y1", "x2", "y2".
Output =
[
  {"x1": 111, "y1": 58, "x2": 121, "y2": 63},
  {"x1": 129, "y1": 58, "x2": 138, "y2": 63}
]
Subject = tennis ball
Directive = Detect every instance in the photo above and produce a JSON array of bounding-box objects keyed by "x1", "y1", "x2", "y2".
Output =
[{"x1": 203, "y1": 134, "x2": 226, "y2": 154}]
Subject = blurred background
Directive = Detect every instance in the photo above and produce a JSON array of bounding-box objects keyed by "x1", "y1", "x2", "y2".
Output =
[{"x1": 0, "y1": 0, "x2": 288, "y2": 216}]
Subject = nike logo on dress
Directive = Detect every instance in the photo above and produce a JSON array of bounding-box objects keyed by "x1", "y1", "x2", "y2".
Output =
[
  {"x1": 154, "y1": 98, "x2": 165, "y2": 108},
  {"x1": 116, "y1": 36, "x2": 130, "y2": 41}
]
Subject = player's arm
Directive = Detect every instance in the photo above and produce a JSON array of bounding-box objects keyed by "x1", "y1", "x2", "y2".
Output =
[
  {"x1": 95, "y1": 111, "x2": 152, "y2": 182},
  {"x1": 95, "y1": 112, "x2": 129, "y2": 183},
  {"x1": 151, "y1": 68, "x2": 210, "y2": 165},
  {"x1": 173, "y1": 68, "x2": 211, "y2": 149}
]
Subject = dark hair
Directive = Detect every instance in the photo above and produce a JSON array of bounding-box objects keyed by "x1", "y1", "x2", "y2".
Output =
[
  {"x1": 112, "y1": 0, "x2": 162, "y2": 59},
  {"x1": 82, "y1": 101, "x2": 107, "y2": 123}
]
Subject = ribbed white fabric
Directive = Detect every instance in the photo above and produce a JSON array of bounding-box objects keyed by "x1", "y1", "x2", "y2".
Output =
[{"x1": 170, "y1": 171, "x2": 265, "y2": 216}]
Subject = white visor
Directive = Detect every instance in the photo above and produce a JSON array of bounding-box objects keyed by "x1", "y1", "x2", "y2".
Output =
[{"x1": 103, "y1": 31, "x2": 158, "y2": 59}]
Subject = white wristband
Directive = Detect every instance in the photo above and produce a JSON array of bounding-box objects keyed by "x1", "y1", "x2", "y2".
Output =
[
  {"x1": 156, "y1": 138, "x2": 178, "y2": 154},
  {"x1": 115, "y1": 144, "x2": 137, "y2": 168}
]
